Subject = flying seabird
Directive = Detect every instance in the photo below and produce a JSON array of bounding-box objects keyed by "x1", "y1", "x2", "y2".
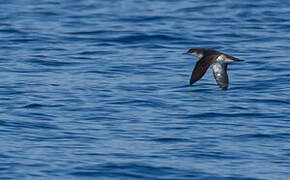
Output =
[{"x1": 184, "y1": 48, "x2": 243, "y2": 90}]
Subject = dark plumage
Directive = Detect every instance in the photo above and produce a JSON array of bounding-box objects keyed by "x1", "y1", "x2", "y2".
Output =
[{"x1": 184, "y1": 48, "x2": 243, "y2": 90}]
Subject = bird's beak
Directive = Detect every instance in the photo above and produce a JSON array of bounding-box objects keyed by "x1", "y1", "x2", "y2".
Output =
[{"x1": 183, "y1": 52, "x2": 189, "y2": 55}]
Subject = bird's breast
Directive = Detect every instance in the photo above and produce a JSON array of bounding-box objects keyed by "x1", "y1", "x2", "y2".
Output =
[{"x1": 212, "y1": 62, "x2": 223, "y2": 74}]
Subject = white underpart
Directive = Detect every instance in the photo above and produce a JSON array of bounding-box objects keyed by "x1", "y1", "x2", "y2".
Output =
[
  {"x1": 214, "y1": 55, "x2": 226, "y2": 77},
  {"x1": 216, "y1": 54, "x2": 234, "y2": 63},
  {"x1": 212, "y1": 62, "x2": 223, "y2": 77},
  {"x1": 216, "y1": 55, "x2": 225, "y2": 63},
  {"x1": 224, "y1": 57, "x2": 235, "y2": 63},
  {"x1": 191, "y1": 52, "x2": 203, "y2": 58}
]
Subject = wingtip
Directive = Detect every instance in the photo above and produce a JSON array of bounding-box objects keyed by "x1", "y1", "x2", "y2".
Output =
[
  {"x1": 220, "y1": 86, "x2": 228, "y2": 90},
  {"x1": 234, "y1": 57, "x2": 244, "y2": 62},
  {"x1": 189, "y1": 79, "x2": 195, "y2": 86}
]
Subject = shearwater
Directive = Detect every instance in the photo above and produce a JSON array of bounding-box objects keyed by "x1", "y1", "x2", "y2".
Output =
[{"x1": 184, "y1": 48, "x2": 243, "y2": 90}]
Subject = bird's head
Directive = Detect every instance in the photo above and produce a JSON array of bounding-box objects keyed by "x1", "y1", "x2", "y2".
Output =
[{"x1": 183, "y1": 48, "x2": 204, "y2": 58}]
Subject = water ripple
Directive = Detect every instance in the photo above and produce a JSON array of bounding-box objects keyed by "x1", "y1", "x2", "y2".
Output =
[{"x1": 0, "y1": 0, "x2": 290, "y2": 179}]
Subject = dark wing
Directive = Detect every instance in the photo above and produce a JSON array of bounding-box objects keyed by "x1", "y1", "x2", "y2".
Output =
[
  {"x1": 190, "y1": 56, "x2": 213, "y2": 85},
  {"x1": 224, "y1": 54, "x2": 244, "y2": 62},
  {"x1": 212, "y1": 63, "x2": 229, "y2": 90}
]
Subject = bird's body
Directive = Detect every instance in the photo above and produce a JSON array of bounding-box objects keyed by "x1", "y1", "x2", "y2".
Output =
[{"x1": 184, "y1": 48, "x2": 243, "y2": 90}]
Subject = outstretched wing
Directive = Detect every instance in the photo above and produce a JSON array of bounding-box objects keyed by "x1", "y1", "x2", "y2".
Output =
[
  {"x1": 212, "y1": 62, "x2": 229, "y2": 90},
  {"x1": 190, "y1": 56, "x2": 213, "y2": 85}
]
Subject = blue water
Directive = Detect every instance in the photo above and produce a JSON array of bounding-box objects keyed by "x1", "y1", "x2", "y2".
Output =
[{"x1": 1, "y1": 0, "x2": 290, "y2": 179}]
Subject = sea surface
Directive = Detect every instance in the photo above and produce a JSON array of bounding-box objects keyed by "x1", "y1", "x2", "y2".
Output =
[{"x1": 0, "y1": 0, "x2": 290, "y2": 179}]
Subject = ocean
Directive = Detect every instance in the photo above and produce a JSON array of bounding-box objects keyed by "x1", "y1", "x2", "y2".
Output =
[{"x1": 0, "y1": 0, "x2": 290, "y2": 179}]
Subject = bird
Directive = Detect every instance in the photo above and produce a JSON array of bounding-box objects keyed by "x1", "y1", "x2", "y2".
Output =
[{"x1": 184, "y1": 48, "x2": 243, "y2": 90}]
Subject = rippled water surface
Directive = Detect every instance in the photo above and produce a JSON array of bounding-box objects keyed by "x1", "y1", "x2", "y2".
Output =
[{"x1": 1, "y1": 0, "x2": 290, "y2": 179}]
